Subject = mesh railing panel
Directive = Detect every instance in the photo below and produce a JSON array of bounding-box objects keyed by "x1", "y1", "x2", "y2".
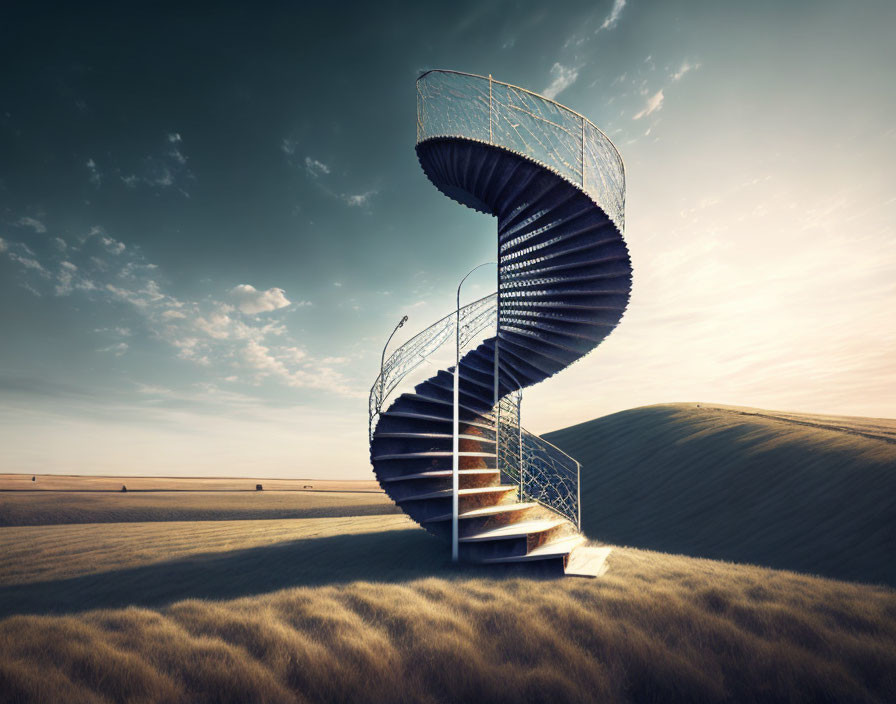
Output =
[
  {"x1": 496, "y1": 388, "x2": 581, "y2": 528},
  {"x1": 520, "y1": 429, "x2": 581, "y2": 529},
  {"x1": 416, "y1": 69, "x2": 625, "y2": 231},
  {"x1": 369, "y1": 293, "x2": 497, "y2": 439}
]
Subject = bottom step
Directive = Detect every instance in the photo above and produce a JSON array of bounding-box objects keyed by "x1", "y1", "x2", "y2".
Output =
[
  {"x1": 478, "y1": 535, "x2": 586, "y2": 564},
  {"x1": 565, "y1": 546, "x2": 612, "y2": 578}
]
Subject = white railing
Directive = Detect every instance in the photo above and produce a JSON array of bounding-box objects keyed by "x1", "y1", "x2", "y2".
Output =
[
  {"x1": 416, "y1": 69, "x2": 625, "y2": 232},
  {"x1": 497, "y1": 388, "x2": 581, "y2": 529},
  {"x1": 369, "y1": 293, "x2": 497, "y2": 440}
]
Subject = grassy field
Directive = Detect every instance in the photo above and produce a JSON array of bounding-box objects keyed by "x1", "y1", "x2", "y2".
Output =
[
  {"x1": 1, "y1": 522, "x2": 894, "y2": 703},
  {"x1": 1, "y1": 407, "x2": 895, "y2": 703},
  {"x1": 545, "y1": 403, "x2": 896, "y2": 586}
]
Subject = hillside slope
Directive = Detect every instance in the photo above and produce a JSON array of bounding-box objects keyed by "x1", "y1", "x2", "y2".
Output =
[{"x1": 544, "y1": 403, "x2": 896, "y2": 586}]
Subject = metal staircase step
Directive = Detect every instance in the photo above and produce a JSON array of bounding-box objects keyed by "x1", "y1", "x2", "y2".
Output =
[
  {"x1": 380, "y1": 469, "x2": 499, "y2": 483},
  {"x1": 479, "y1": 535, "x2": 586, "y2": 563},
  {"x1": 373, "y1": 451, "x2": 495, "y2": 461},
  {"x1": 459, "y1": 519, "x2": 567, "y2": 542},
  {"x1": 375, "y1": 432, "x2": 495, "y2": 443},
  {"x1": 423, "y1": 502, "x2": 537, "y2": 523},
  {"x1": 397, "y1": 485, "x2": 517, "y2": 503}
]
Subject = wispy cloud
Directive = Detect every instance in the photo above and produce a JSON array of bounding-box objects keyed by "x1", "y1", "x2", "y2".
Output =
[
  {"x1": 16, "y1": 217, "x2": 46, "y2": 233},
  {"x1": 86, "y1": 158, "x2": 101, "y2": 186},
  {"x1": 304, "y1": 156, "x2": 331, "y2": 178},
  {"x1": 671, "y1": 60, "x2": 701, "y2": 82},
  {"x1": 542, "y1": 63, "x2": 579, "y2": 100},
  {"x1": 633, "y1": 89, "x2": 664, "y2": 119},
  {"x1": 98, "y1": 341, "x2": 129, "y2": 356},
  {"x1": 342, "y1": 190, "x2": 377, "y2": 207},
  {"x1": 119, "y1": 133, "x2": 192, "y2": 194},
  {"x1": 1, "y1": 225, "x2": 357, "y2": 397},
  {"x1": 597, "y1": 0, "x2": 626, "y2": 32}
]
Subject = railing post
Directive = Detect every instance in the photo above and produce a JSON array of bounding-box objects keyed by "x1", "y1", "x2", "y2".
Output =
[
  {"x1": 488, "y1": 74, "x2": 493, "y2": 144},
  {"x1": 577, "y1": 460, "x2": 582, "y2": 531},
  {"x1": 517, "y1": 391, "x2": 524, "y2": 502},
  {"x1": 493, "y1": 261, "x2": 500, "y2": 478},
  {"x1": 581, "y1": 116, "x2": 585, "y2": 189}
]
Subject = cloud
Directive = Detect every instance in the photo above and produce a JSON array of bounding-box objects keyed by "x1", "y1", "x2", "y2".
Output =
[
  {"x1": 542, "y1": 63, "x2": 579, "y2": 100},
  {"x1": 101, "y1": 236, "x2": 126, "y2": 255},
  {"x1": 98, "y1": 342, "x2": 129, "y2": 356},
  {"x1": 86, "y1": 158, "x2": 101, "y2": 186},
  {"x1": 4, "y1": 241, "x2": 48, "y2": 276},
  {"x1": 55, "y1": 260, "x2": 78, "y2": 295},
  {"x1": 116, "y1": 134, "x2": 191, "y2": 193},
  {"x1": 281, "y1": 138, "x2": 298, "y2": 155},
  {"x1": 229, "y1": 284, "x2": 293, "y2": 315},
  {"x1": 671, "y1": 60, "x2": 701, "y2": 82},
  {"x1": 342, "y1": 190, "x2": 376, "y2": 207},
  {"x1": 2, "y1": 227, "x2": 357, "y2": 398},
  {"x1": 16, "y1": 217, "x2": 46, "y2": 233},
  {"x1": 304, "y1": 157, "x2": 330, "y2": 178},
  {"x1": 597, "y1": 0, "x2": 626, "y2": 32},
  {"x1": 633, "y1": 89, "x2": 664, "y2": 119}
]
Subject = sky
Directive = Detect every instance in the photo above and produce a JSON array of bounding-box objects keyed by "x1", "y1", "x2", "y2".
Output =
[{"x1": 1, "y1": 0, "x2": 894, "y2": 478}]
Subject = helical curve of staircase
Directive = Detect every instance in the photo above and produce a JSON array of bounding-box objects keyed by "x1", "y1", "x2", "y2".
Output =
[{"x1": 370, "y1": 70, "x2": 631, "y2": 574}]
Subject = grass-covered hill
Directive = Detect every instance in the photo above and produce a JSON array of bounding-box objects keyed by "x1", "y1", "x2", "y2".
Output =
[{"x1": 545, "y1": 403, "x2": 896, "y2": 586}]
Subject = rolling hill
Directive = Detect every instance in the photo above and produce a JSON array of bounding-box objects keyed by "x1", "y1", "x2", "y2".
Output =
[{"x1": 544, "y1": 403, "x2": 896, "y2": 586}]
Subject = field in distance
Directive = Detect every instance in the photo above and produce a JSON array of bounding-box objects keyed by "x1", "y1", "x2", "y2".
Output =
[
  {"x1": 0, "y1": 474, "x2": 381, "y2": 493},
  {"x1": 0, "y1": 476, "x2": 395, "y2": 527}
]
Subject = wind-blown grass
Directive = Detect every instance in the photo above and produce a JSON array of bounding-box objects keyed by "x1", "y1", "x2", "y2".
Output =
[
  {"x1": 0, "y1": 490, "x2": 398, "y2": 527},
  {"x1": 1, "y1": 406, "x2": 895, "y2": 703},
  {"x1": 1, "y1": 547, "x2": 894, "y2": 704}
]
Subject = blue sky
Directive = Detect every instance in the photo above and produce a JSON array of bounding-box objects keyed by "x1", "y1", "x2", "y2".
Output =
[{"x1": 1, "y1": 0, "x2": 894, "y2": 477}]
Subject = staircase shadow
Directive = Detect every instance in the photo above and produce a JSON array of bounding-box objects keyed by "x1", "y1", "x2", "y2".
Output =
[{"x1": 0, "y1": 528, "x2": 487, "y2": 618}]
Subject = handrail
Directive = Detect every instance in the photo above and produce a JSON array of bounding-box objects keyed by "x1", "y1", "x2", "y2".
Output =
[
  {"x1": 415, "y1": 69, "x2": 626, "y2": 231},
  {"x1": 369, "y1": 292, "x2": 497, "y2": 440},
  {"x1": 416, "y1": 69, "x2": 622, "y2": 161}
]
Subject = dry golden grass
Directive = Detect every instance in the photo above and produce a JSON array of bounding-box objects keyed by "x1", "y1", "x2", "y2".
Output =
[
  {"x1": 0, "y1": 489, "x2": 398, "y2": 526},
  {"x1": 0, "y1": 516, "x2": 416, "y2": 586},
  {"x1": 1, "y1": 547, "x2": 894, "y2": 704},
  {"x1": 1, "y1": 421, "x2": 895, "y2": 703}
]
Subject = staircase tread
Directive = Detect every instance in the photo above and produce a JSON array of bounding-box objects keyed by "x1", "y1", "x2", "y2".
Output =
[
  {"x1": 373, "y1": 450, "x2": 495, "y2": 461},
  {"x1": 397, "y1": 485, "x2": 517, "y2": 502},
  {"x1": 479, "y1": 535, "x2": 586, "y2": 563},
  {"x1": 459, "y1": 519, "x2": 567, "y2": 542},
  {"x1": 379, "y1": 469, "x2": 499, "y2": 483},
  {"x1": 378, "y1": 410, "x2": 495, "y2": 431},
  {"x1": 424, "y1": 502, "x2": 537, "y2": 522},
  {"x1": 375, "y1": 432, "x2": 495, "y2": 442}
]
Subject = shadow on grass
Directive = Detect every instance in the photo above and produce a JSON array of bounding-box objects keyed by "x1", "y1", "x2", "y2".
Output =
[{"x1": 0, "y1": 528, "x2": 543, "y2": 618}]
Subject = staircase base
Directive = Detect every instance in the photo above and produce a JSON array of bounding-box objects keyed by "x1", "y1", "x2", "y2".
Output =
[{"x1": 564, "y1": 546, "x2": 612, "y2": 578}]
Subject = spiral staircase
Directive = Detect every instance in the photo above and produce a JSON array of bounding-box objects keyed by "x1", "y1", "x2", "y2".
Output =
[{"x1": 369, "y1": 71, "x2": 631, "y2": 575}]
